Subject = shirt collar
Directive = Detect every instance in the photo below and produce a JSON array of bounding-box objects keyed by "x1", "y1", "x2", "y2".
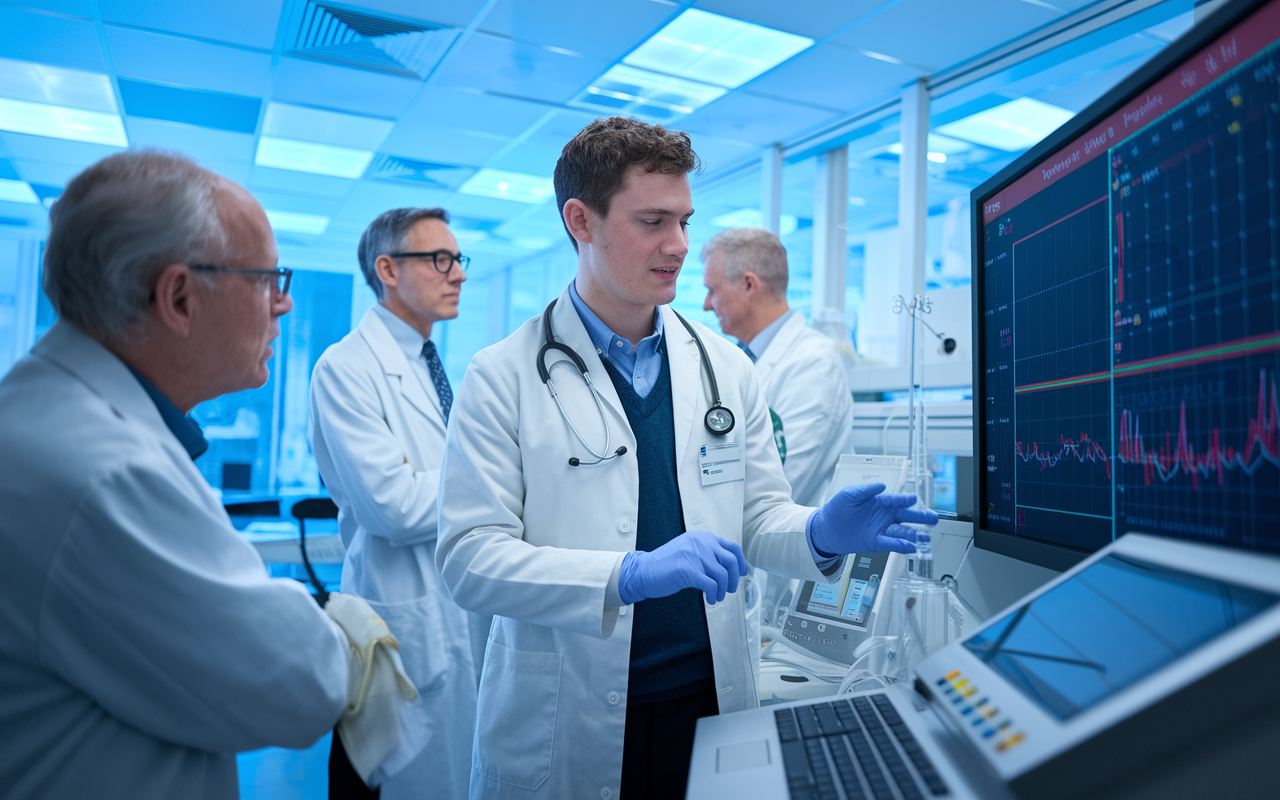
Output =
[
  {"x1": 127, "y1": 368, "x2": 208, "y2": 460},
  {"x1": 372, "y1": 303, "x2": 430, "y2": 363},
  {"x1": 745, "y1": 308, "x2": 796, "y2": 359},
  {"x1": 567, "y1": 279, "x2": 663, "y2": 355}
]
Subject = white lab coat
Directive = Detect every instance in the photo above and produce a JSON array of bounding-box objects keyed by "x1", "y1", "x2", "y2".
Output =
[
  {"x1": 0, "y1": 321, "x2": 349, "y2": 800},
  {"x1": 754, "y1": 312, "x2": 855, "y2": 506},
  {"x1": 309, "y1": 307, "x2": 481, "y2": 798},
  {"x1": 437, "y1": 287, "x2": 830, "y2": 800}
]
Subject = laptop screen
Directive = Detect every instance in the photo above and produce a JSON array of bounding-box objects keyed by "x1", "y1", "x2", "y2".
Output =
[{"x1": 961, "y1": 553, "x2": 1278, "y2": 720}]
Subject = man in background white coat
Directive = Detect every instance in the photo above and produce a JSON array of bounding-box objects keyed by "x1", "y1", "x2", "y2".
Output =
[
  {"x1": 0, "y1": 150, "x2": 353, "y2": 799},
  {"x1": 701, "y1": 227, "x2": 855, "y2": 507},
  {"x1": 310, "y1": 208, "x2": 483, "y2": 799}
]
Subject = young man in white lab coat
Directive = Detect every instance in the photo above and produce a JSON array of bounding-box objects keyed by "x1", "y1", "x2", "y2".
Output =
[
  {"x1": 310, "y1": 208, "x2": 484, "y2": 799},
  {"x1": 437, "y1": 117, "x2": 936, "y2": 800},
  {"x1": 701, "y1": 227, "x2": 855, "y2": 508},
  {"x1": 0, "y1": 151, "x2": 363, "y2": 798}
]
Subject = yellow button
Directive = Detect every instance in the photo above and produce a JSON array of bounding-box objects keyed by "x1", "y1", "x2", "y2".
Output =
[
  {"x1": 962, "y1": 687, "x2": 977, "y2": 697},
  {"x1": 954, "y1": 679, "x2": 969, "y2": 689}
]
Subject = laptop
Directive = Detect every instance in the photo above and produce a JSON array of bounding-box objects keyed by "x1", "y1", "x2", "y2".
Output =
[{"x1": 688, "y1": 534, "x2": 1280, "y2": 800}]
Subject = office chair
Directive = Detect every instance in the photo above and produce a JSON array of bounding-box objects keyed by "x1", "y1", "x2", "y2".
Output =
[{"x1": 291, "y1": 497, "x2": 339, "y2": 606}]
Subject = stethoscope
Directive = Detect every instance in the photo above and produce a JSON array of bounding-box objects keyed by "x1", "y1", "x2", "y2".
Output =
[{"x1": 537, "y1": 298, "x2": 736, "y2": 467}]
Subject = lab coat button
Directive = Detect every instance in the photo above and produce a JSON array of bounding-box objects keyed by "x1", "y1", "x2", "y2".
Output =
[
  {"x1": 618, "y1": 520, "x2": 631, "y2": 533},
  {"x1": 607, "y1": 691, "x2": 620, "y2": 706},
  {"x1": 601, "y1": 788, "x2": 614, "y2": 799}
]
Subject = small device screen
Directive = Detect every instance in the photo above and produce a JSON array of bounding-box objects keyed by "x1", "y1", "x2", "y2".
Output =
[
  {"x1": 962, "y1": 553, "x2": 1279, "y2": 720},
  {"x1": 793, "y1": 551, "x2": 890, "y2": 627}
]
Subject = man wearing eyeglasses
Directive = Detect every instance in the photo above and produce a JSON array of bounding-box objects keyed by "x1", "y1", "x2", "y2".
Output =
[{"x1": 309, "y1": 208, "x2": 483, "y2": 799}]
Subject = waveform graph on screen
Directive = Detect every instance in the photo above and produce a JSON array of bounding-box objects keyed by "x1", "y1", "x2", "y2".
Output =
[
  {"x1": 1109, "y1": 40, "x2": 1280, "y2": 554},
  {"x1": 1009, "y1": 186, "x2": 1114, "y2": 549}
]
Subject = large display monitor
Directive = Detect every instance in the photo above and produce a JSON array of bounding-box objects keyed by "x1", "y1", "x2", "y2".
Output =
[{"x1": 972, "y1": 0, "x2": 1280, "y2": 569}]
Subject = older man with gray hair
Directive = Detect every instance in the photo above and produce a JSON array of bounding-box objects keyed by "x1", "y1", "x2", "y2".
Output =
[
  {"x1": 309, "y1": 207, "x2": 482, "y2": 799},
  {"x1": 701, "y1": 227, "x2": 854, "y2": 507},
  {"x1": 0, "y1": 150, "x2": 410, "y2": 800}
]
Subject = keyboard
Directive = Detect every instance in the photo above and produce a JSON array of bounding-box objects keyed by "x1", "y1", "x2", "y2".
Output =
[{"x1": 774, "y1": 694, "x2": 949, "y2": 800}]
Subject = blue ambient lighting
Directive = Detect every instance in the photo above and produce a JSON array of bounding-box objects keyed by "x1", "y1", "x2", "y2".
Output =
[
  {"x1": 709, "y1": 208, "x2": 798, "y2": 236},
  {"x1": 0, "y1": 57, "x2": 117, "y2": 112},
  {"x1": 263, "y1": 102, "x2": 393, "y2": 150},
  {"x1": 936, "y1": 98, "x2": 1074, "y2": 152},
  {"x1": 0, "y1": 96, "x2": 127, "y2": 146},
  {"x1": 265, "y1": 210, "x2": 330, "y2": 235},
  {"x1": 624, "y1": 9, "x2": 812, "y2": 89},
  {"x1": 458, "y1": 169, "x2": 555, "y2": 204},
  {"x1": 255, "y1": 136, "x2": 375, "y2": 179},
  {"x1": 0, "y1": 178, "x2": 40, "y2": 204}
]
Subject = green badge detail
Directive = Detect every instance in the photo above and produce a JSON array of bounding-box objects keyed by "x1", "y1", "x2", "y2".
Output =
[{"x1": 769, "y1": 408, "x2": 786, "y2": 464}]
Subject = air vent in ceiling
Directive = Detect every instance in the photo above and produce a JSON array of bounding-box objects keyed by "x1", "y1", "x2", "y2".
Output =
[
  {"x1": 290, "y1": 2, "x2": 459, "y2": 79},
  {"x1": 368, "y1": 155, "x2": 475, "y2": 190}
]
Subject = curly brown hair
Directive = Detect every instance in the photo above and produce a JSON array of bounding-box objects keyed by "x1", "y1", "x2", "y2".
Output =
[{"x1": 553, "y1": 116, "x2": 702, "y2": 251}]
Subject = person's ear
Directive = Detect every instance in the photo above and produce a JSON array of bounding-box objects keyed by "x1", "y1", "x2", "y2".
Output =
[
  {"x1": 563, "y1": 199, "x2": 594, "y2": 246},
  {"x1": 152, "y1": 264, "x2": 197, "y2": 337},
  {"x1": 375, "y1": 254, "x2": 400, "y2": 291},
  {"x1": 742, "y1": 271, "x2": 760, "y2": 295}
]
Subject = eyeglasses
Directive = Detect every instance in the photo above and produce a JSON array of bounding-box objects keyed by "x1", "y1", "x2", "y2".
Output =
[
  {"x1": 388, "y1": 250, "x2": 470, "y2": 274},
  {"x1": 190, "y1": 265, "x2": 293, "y2": 296}
]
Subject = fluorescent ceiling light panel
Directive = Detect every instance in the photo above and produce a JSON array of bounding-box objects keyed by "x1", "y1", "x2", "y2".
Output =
[
  {"x1": 936, "y1": 98, "x2": 1074, "y2": 152},
  {"x1": 709, "y1": 208, "x2": 798, "y2": 236},
  {"x1": 0, "y1": 96, "x2": 128, "y2": 146},
  {"x1": 0, "y1": 57, "x2": 117, "y2": 112},
  {"x1": 453, "y1": 229, "x2": 487, "y2": 244},
  {"x1": 0, "y1": 178, "x2": 40, "y2": 204},
  {"x1": 624, "y1": 9, "x2": 812, "y2": 89},
  {"x1": 263, "y1": 102, "x2": 394, "y2": 150},
  {"x1": 512, "y1": 237, "x2": 553, "y2": 250},
  {"x1": 886, "y1": 133, "x2": 972, "y2": 157},
  {"x1": 265, "y1": 209, "x2": 330, "y2": 235},
  {"x1": 575, "y1": 64, "x2": 727, "y2": 119},
  {"x1": 255, "y1": 136, "x2": 374, "y2": 178},
  {"x1": 458, "y1": 169, "x2": 554, "y2": 204}
]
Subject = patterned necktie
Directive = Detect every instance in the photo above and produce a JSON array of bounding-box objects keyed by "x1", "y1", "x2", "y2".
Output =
[
  {"x1": 421, "y1": 340, "x2": 453, "y2": 424},
  {"x1": 738, "y1": 342, "x2": 757, "y2": 363}
]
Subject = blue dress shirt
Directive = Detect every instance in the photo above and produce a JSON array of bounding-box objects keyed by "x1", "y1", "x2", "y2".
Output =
[
  {"x1": 741, "y1": 308, "x2": 797, "y2": 361},
  {"x1": 568, "y1": 280, "x2": 664, "y2": 399},
  {"x1": 128, "y1": 369, "x2": 208, "y2": 460}
]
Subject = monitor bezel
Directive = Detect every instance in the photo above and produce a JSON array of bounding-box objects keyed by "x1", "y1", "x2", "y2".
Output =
[{"x1": 969, "y1": 0, "x2": 1273, "y2": 571}]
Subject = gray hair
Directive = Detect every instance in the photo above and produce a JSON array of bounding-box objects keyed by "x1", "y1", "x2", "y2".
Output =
[
  {"x1": 700, "y1": 227, "x2": 789, "y2": 298},
  {"x1": 43, "y1": 149, "x2": 230, "y2": 340},
  {"x1": 358, "y1": 207, "x2": 450, "y2": 300}
]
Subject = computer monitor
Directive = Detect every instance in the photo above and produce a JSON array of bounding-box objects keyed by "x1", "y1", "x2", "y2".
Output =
[{"x1": 972, "y1": 0, "x2": 1280, "y2": 570}]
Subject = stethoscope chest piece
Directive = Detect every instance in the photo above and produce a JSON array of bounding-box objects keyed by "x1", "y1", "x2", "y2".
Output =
[{"x1": 704, "y1": 405, "x2": 734, "y2": 435}]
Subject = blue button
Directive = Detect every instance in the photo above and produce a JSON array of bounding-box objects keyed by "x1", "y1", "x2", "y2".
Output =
[
  {"x1": 982, "y1": 729, "x2": 997, "y2": 739},
  {"x1": 952, "y1": 697, "x2": 964, "y2": 705},
  {"x1": 972, "y1": 717, "x2": 984, "y2": 726},
  {"x1": 961, "y1": 707, "x2": 974, "y2": 716},
  {"x1": 936, "y1": 678, "x2": 947, "y2": 686}
]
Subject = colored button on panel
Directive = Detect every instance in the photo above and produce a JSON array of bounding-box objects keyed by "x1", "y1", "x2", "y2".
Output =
[
  {"x1": 953, "y1": 679, "x2": 970, "y2": 690},
  {"x1": 983, "y1": 708, "x2": 999, "y2": 719},
  {"x1": 936, "y1": 677, "x2": 948, "y2": 686},
  {"x1": 960, "y1": 706, "x2": 974, "y2": 716},
  {"x1": 945, "y1": 670, "x2": 960, "y2": 680},
  {"x1": 962, "y1": 687, "x2": 977, "y2": 697},
  {"x1": 995, "y1": 733, "x2": 1026, "y2": 752},
  {"x1": 982, "y1": 729, "x2": 997, "y2": 739}
]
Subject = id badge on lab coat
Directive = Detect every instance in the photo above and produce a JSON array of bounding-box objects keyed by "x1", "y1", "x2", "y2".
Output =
[{"x1": 700, "y1": 442, "x2": 744, "y2": 486}]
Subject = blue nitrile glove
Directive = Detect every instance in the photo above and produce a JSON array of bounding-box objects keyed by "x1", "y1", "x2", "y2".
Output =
[
  {"x1": 618, "y1": 530, "x2": 749, "y2": 606},
  {"x1": 810, "y1": 483, "x2": 938, "y2": 556}
]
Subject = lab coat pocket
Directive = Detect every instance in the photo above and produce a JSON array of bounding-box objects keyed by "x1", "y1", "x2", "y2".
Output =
[
  {"x1": 475, "y1": 640, "x2": 562, "y2": 790},
  {"x1": 365, "y1": 594, "x2": 449, "y2": 698}
]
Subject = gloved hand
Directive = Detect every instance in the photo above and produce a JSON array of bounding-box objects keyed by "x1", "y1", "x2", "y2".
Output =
[
  {"x1": 810, "y1": 483, "x2": 938, "y2": 556},
  {"x1": 618, "y1": 530, "x2": 749, "y2": 606}
]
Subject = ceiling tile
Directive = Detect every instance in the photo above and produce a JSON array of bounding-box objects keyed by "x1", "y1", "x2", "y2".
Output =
[
  {"x1": 0, "y1": 0, "x2": 93, "y2": 15},
  {"x1": 273, "y1": 57, "x2": 422, "y2": 118},
  {"x1": 0, "y1": 7, "x2": 105, "y2": 72},
  {"x1": 480, "y1": 0, "x2": 672, "y2": 61},
  {"x1": 436, "y1": 32, "x2": 606, "y2": 105},
  {"x1": 681, "y1": 92, "x2": 833, "y2": 149},
  {"x1": 380, "y1": 124, "x2": 512, "y2": 167},
  {"x1": 438, "y1": 191, "x2": 538, "y2": 221},
  {"x1": 1, "y1": 131, "x2": 122, "y2": 165},
  {"x1": 98, "y1": 0, "x2": 285, "y2": 50},
  {"x1": 693, "y1": 0, "x2": 887, "y2": 39},
  {"x1": 249, "y1": 165, "x2": 356, "y2": 198},
  {"x1": 746, "y1": 44, "x2": 923, "y2": 114},
  {"x1": 200, "y1": 158, "x2": 252, "y2": 186},
  {"x1": 483, "y1": 109, "x2": 596, "y2": 175},
  {"x1": 125, "y1": 118, "x2": 255, "y2": 162},
  {"x1": 399, "y1": 85, "x2": 551, "y2": 141},
  {"x1": 251, "y1": 189, "x2": 338, "y2": 216},
  {"x1": 13, "y1": 158, "x2": 83, "y2": 186},
  {"x1": 830, "y1": 0, "x2": 1060, "y2": 73},
  {"x1": 119, "y1": 80, "x2": 260, "y2": 134},
  {"x1": 106, "y1": 26, "x2": 272, "y2": 97},
  {"x1": 684, "y1": 132, "x2": 760, "y2": 176},
  {"x1": 337, "y1": 180, "x2": 453, "y2": 228}
]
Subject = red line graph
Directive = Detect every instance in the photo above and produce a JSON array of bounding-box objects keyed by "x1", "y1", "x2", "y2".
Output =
[
  {"x1": 1117, "y1": 370, "x2": 1280, "y2": 489},
  {"x1": 1015, "y1": 431, "x2": 1112, "y2": 478}
]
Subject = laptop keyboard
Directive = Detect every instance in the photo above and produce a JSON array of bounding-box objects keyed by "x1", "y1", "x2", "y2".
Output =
[{"x1": 774, "y1": 694, "x2": 949, "y2": 800}]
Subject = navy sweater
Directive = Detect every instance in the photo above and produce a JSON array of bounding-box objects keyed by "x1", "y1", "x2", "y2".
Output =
[{"x1": 601, "y1": 348, "x2": 715, "y2": 703}]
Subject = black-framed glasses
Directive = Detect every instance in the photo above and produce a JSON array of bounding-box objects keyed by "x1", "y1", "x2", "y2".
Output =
[
  {"x1": 190, "y1": 265, "x2": 293, "y2": 295},
  {"x1": 388, "y1": 250, "x2": 470, "y2": 274}
]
